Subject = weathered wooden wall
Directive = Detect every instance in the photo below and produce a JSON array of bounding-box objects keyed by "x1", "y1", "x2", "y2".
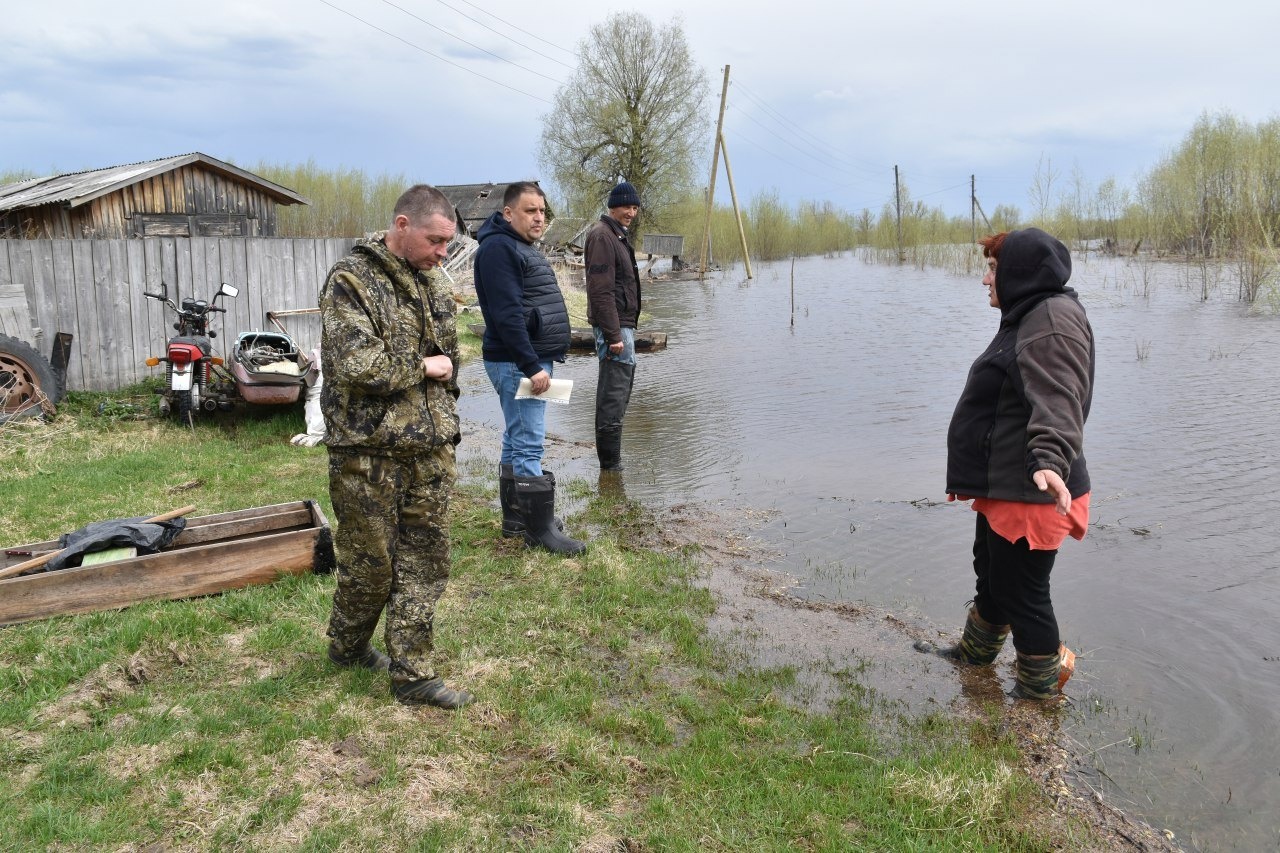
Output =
[
  {"x1": 2, "y1": 165, "x2": 288, "y2": 239},
  {"x1": 0, "y1": 237, "x2": 355, "y2": 391}
]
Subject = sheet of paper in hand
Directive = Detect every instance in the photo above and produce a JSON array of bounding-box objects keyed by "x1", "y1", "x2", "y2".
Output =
[{"x1": 515, "y1": 377, "x2": 573, "y2": 404}]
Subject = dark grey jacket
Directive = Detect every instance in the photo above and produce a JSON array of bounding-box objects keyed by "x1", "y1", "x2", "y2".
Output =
[
  {"x1": 946, "y1": 228, "x2": 1094, "y2": 502},
  {"x1": 584, "y1": 215, "x2": 641, "y2": 344}
]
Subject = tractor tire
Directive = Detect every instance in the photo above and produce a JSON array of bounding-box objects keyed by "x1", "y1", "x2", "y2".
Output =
[{"x1": 0, "y1": 334, "x2": 61, "y2": 424}]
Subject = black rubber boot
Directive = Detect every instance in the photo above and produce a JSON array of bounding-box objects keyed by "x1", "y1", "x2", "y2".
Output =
[
  {"x1": 914, "y1": 606, "x2": 1010, "y2": 665},
  {"x1": 515, "y1": 473, "x2": 586, "y2": 555},
  {"x1": 595, "y1": 428, "x2": 624, "y2": 471},
  {"x1": 500, "y1": 463, "x2": 562, "y2": 538},
  {"x1": 393, "y1": 677, "x2": 474, "y2": 709},
  {"x1": 595, "y1": 359, "x2": 634, "y2": 470},
  {"x1": 327, "y1": 641, "x2": 392, "y2": 673}
]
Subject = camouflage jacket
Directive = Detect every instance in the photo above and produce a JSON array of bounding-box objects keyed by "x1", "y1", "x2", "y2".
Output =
[{"x1": 319, "y1": 234, "x2": 460, "y2": 458}]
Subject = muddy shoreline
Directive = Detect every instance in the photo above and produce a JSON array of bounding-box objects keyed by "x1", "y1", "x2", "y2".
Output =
[{"x1": 468, "y1": 420, "x2": 1184, "y2": 852}]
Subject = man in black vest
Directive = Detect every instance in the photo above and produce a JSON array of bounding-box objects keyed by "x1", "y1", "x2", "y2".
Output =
[{"x1": 474, "y1": 182, "x2": 585, "y2": 555}]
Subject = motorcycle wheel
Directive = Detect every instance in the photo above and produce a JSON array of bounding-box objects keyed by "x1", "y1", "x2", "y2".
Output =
[
  {"x1": 175, "y1": 388, "x2": 196, "y2": 429},
  {"x1": 0, "y1": 334, "x2": 62, "y2": 424}
]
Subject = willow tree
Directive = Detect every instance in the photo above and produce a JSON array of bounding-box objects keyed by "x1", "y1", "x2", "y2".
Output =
[{"x1": 539, "y1": 13, "x2": 709, "y2": 228}]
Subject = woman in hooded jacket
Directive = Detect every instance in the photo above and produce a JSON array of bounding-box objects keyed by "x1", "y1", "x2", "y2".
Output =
[{"x1": 917, "y1": 228, "x2": 1094, "y2": 699}]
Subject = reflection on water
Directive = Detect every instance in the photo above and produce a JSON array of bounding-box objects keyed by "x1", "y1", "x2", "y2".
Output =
[{"x1": 459, "y1": 254, "x2": 1280, "y2": 851}]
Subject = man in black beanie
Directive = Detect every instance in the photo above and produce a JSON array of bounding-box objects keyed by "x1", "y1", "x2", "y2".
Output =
[{"x1": 584, "y1": 181, "x2": 642, "y2": 471}]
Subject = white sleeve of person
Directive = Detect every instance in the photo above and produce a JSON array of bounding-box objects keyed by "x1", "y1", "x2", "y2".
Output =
[{"x1": 291, "y1": 348, "x2": 327, "y2": 447}]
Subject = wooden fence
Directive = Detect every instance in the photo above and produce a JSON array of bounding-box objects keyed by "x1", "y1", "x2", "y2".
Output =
[{"x1": 0, "y1": 237, "x2": 356, "y2": 392}]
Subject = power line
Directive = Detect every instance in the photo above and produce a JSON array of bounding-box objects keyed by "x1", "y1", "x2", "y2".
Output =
[
  {"x1": 732, "y1": 80, "x2": 885, "y2": 176},
  {"x1": 317, "y1": 0, "x2": 552, "y2": 104},
  {"x1": 377, "y1": 0, "x2": 564, "y2": 82},
  {"x1": 439, "y1": 0, "x2": 579, "y2": 59},
  {"x1": 426, "y1": 0, "x2": 576, "y2": 69}
]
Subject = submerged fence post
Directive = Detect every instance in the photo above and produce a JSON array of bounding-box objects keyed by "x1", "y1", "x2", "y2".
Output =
[{"x1": 790, "y1": 256, "x2": 796, "y2": 327}]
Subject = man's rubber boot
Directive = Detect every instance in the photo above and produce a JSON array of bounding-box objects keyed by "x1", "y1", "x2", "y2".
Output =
[
  {"x1": 515, "y1": 473, "x2": 586, "y2": 555},
  {"x1": 393, "y1": 677, "x2": 474, "y2": 709},
  {"x1": 1010, "y1": 644, "x2": 1075, "y2": 700},
  {"x1": 327, "y1": 642, "x2": 392, "y2": 673},
  {"x1": 914, "y1": 606, "x2": 1010, "y2": 665},
  {"x1": 595, "y1": 359, "x2": 634, "y2": 470},
  {"x1": 595, "y1": 428, "x2": 624, "y2": 471},
  {"x1": 499, "y1": 464, "x2": 563, "y2": 538}
]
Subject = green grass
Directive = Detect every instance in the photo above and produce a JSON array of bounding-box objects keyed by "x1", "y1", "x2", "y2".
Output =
[{"x1": 0, "y1": 393, "x2": 1101, "y2": 851}]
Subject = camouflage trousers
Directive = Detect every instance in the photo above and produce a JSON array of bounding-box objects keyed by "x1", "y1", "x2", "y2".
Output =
[{"x1": 326, "y1": 445, "x2": 456, "y2": 684}]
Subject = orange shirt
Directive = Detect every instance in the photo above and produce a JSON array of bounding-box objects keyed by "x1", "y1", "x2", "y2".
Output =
[{"x1": 957, "y1": 492, "x2": 1091, "y2": 551}]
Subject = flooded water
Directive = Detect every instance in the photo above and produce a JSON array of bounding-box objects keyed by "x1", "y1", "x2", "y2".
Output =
[{"x1": 457, "y1": 253, "x2": 1280, "y2": 851}]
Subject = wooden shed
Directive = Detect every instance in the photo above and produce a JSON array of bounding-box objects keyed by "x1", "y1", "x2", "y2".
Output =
[
  {"x1": 437, "y1": 181, "x2": 554, "y2": 238},
  {"x1": 0, "y1": 153, "x2": 309, "y2": 239}
]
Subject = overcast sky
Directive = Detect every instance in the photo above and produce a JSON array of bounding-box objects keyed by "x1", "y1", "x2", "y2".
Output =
[{"x1": 3, "y1": 0, "x2": 1277, "y2": 219}]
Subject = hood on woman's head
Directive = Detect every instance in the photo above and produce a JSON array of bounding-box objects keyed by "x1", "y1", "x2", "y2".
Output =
[{"x1": 996, "y1": 228, "x2": 1072, "y2": 312}]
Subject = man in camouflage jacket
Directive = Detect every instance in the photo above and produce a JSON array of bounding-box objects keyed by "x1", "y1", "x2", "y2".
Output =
[{"x1": 320, "y1": 184, "x2": 472, "y2": 710}]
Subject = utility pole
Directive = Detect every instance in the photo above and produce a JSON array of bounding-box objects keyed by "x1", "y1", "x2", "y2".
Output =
[
  {"x1": 700, "y1": 65, "x2": 731, "y2": 278},
  {"x1": 894, "y1": 165, "x2": 905, "y2": 263}
]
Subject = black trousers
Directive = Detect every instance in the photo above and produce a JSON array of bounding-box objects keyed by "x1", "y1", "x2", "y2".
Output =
[{"x1": 971, "y1": 512, "x2": 1060, "y2": 655}]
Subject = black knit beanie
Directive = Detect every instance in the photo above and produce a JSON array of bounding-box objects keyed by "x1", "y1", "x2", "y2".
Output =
[{"x1": 607, "y1": 181, "x2": 641, "y2": 209}]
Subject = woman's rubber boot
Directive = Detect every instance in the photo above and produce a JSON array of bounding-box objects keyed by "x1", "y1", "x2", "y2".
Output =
[
  {"x1": 1010, "y1": 644, "x2": 1075, "y2": 700},
  {"x1": 914, "y1": 607, "x2": 1010, "y2": 665},
  {"x1": 514, "y1": 473, "x2": 586, "y2": 555},
  {"x1": 499, "y1": 463, "x2": 563, "y2": 538}
]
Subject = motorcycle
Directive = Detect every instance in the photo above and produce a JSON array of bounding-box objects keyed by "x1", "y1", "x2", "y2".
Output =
[
  {"x1": 144, "y1": 282, "x2": 314, "y2": 425},
  {"x1": 144, "y1": 281, "x2": 238, "y2": 424}
]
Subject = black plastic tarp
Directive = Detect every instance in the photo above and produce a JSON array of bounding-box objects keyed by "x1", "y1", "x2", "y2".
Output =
[{"x1": 45, "y1": 517, "x2": 186, "y2": 571}]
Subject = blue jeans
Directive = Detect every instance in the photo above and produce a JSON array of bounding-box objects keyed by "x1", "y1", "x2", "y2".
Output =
[
  {"x1": 592, "y1": 326, "x2": 636, "y2": 365},
  {"x1": 484, "y1": 359, "x2": 552, "y2": 477}
]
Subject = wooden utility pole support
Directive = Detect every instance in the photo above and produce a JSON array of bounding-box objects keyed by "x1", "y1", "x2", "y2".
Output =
[
  {"x1": 894, "y1": 165, "x2": 905, "y2": 263},
  {"x1": 700, "y1": 65, "x2": 731, "y2": 278},
  {"x1": 970, "y1": 174, "x2": 977, "y2": 245},
  {"x1": 719, "y1": 132, "x2": 753, "y2": 279}
]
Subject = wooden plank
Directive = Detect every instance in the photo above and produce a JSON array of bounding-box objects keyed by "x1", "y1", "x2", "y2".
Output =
[
  {"x1": 125, "y1": 240, "x2": 151, "y2": 386},
  {"x1": 28, "y1": 241, "x2": 56, "y2": 361},
  {"x1": 174, "y1": 508, "x2": 313, "y2": 547},
  {"x1": 260, "y1": 240, "x2": 286, "y2": 333},
  {"x1": 140, "y1": 239, "x2": 170, "y2": 384},
  {"x1": 224, "y1": 237, "x2": 257, "y2": 333},
  {"x1": 0, "y1": 283, "x2": 27, "y2": 339},
  {"x1": 92, "y1": 239, "x2": 122, "y2": 389},
  {"x1": 466, "y1": 323, "x2": 667, "y2": 352},
  {"x1": 242, "y1": 237, "x2": 266, "y2": 337},
  {"x1": 64, "y1": 241, "x2": 95, "y2": 388},
  {"x1": 174, "y1": 235, "x2": 193, "y2": 307},
  {"x1": 0, "y1": 528, "x2": 321, "y2": 625}
]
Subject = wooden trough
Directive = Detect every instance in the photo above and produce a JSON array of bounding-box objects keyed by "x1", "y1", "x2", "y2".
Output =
[
  {"x1": 466, "y1": 324, "x2": 667, "y2": 352},
  {"x1": 0, "y1": 501, "x2": 334, "y2": 626}
]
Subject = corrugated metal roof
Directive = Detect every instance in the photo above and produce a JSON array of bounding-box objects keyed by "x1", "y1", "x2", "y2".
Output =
[{"x1": 0, "y1": 152, "x2": 309, "y2": 213}]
